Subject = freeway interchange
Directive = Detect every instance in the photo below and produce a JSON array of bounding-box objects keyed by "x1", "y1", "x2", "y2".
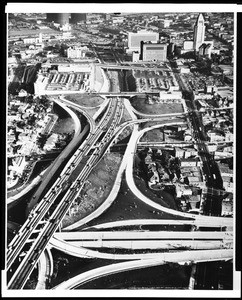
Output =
[{"x1": 6, "y1": 93, "x2": 233, "y2": 290}]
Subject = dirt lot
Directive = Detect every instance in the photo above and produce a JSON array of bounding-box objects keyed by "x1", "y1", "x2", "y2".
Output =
[
  {"x1": 130, "y1": 97, "x2": 184, "y2": 115},
  {"x1": 64, "y1": 94, "x2": 105, "y2": 107},
  {"x1": 62, "y1": 152, "x2": 123, "y2": 228},
  {"x1": 140, "y1": 128, "x2": 164, "y2": 142}
]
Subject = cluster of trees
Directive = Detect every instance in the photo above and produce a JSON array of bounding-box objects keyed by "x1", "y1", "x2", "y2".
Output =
[{"x1": 36, "y1": 132, "x2": 51, "y2": 149}]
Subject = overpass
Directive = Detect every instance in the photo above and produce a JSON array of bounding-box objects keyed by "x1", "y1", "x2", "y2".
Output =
[
  {"x1": 82, "y1": 219, "x2": 233, "y2": 231},
  {"x1": 94, "y1": 62, "x2": 170, "y2": 72},
  {"x1": 54, "y1": 230, "x2": 233, "y2": 250},
  {"x1": 53, "y1": 249, "x2": 233, "y2": 290},
  {"x1": 86, "y1": 91, "x2": 160, "y2": 97}
]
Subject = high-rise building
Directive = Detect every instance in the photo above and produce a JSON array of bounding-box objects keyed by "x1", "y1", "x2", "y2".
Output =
[
  {"x1": 127, "y1": 30, "x2": 159, "y2": 53},
  {"x1": 141, "y1": 41, "x2": 167, "y2": 62},
  {"x1": 167, "y1": 42, "x2": 175, "y2": 57},
  {"x1": 46, "y1": 13, "x2": 70, "y2": 26},
  {"x1": 199, "y1": 43, "x2": 213, "y2": 58},
  {"x1": 193, "y1": 13, "x2": 205, "y2": 51}
]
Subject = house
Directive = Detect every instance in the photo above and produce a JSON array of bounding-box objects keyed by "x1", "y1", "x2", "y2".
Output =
[
  {"x1": 145, "y1": 154, "x2": 153, "y2": 165},
  {"x1": 188, "y1": 195, "x2": 201, "y2": 209},
  {"x1": 175, "y1": 147, "x2": 184, "y2": 158},
  {"x1": 176, "y1": 184, "x2": 192, "y2": 198},
  {"x1": 184, "y1": 148, "x2": 198, "y2": 158},
  {"x1": 221, "y1": 196, "x2": 233, "y2": 216}
]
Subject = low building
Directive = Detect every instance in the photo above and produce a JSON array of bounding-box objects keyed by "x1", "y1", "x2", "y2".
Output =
[
  {"x1": 180, "y1": 157, "x2": 202, "y2": 167},
  {"x1": 221, "y1": 197, "x2": 233, "y2": 216},
  {"x1": 175, "y1": 147, "x2": 184, "y2": 158},
  {"x1": 67, "y1": 46, "x2": 88, "y2": 59},
  {"x1": 176, "y1": 184, "x2": 192, "y2": 198},
  {"x1": 132, "y1": 51, "x2": 140, "y2": 62}
]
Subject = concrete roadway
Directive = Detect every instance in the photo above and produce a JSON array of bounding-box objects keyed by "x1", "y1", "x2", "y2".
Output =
[
  {"x1": 82, "y1": 219, "x2": 233, "y2": 231},
  {"x1": 55, "y1": 230, "x2": 232, "y2": 241},
  {"x1": 53, "y1": 249, "x2": 233, "y2": 290},
  {"x1": 64, "y1": 240, "x2": 232, "y2": 251},
  {"x1": 95, "y1": 62, "x2": 170, "y2": 72}
]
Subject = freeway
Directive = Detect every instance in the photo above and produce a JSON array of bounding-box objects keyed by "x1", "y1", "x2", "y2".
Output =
[{"x1": 7, "y1": 98, "x2": 123, "y2": 289}]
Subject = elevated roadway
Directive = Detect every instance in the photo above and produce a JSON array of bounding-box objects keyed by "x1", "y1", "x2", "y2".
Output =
[
  {"x1": 94, "y1": 62, "x2": 171, "y2": 72},
  {"x1": 53, "y1": 249, "x2": 233, "y2": 290},
  {"x1": 55, "y1": 230, "x2": 232, "y2": 241},
  {"x1": 54, "y1": 230, "x2": 233, "y2": 250},
  {"x1": 82, "y1": 219, "x2": 233, "y2": 231}
]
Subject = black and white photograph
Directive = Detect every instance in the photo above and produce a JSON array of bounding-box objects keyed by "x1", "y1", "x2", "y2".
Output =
[{"x1": 3, "y1": 2, "x2": 241, "y2": 297}]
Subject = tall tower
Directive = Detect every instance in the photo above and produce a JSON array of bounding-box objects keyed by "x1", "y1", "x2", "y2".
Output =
[{"x1": 193, "y1": 13, "x2": 205, "y2": 51}]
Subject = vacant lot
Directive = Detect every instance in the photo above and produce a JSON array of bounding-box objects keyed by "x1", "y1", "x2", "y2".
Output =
[
  {"x1": 130, "y1": 97, "x2": 184, "y2": 115},
  {"x1": 62, "y1": 153, "x2": 123, "y2": 228},
  {"x1": 64, "y1": 94, "x2": 104, "y2": 107},
  {"x1": 140, "y1": 128, "x2": 164, "y2": 142}
]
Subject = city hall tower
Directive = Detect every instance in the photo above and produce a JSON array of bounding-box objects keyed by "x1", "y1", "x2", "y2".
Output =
[{"x1": 193, "y1": 13, "x2": 205, "y2": 51}]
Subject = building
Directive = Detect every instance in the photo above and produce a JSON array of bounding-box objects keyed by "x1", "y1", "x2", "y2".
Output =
[
  {"x1": 180, "y1": 157, "x2": 202, "y2": 167},
  {"x1": 67, "y1": 46, "x2": 88, "y2": 59},
  {"x1": 193, "y1": 13, "x2": 205, "y2": 51},
  {"x1": 199, "y1": 42, "x2": 213, "y2": 58},
  {"x1": 221, "y1": 196, "x2": 233, "y2": 216},
  {"x1": 140, "y1": 41, "x2": 167, "y2": 62},
  {"x1": 163, "y1": 19, "x2": 172, "y2": 28},
  {"x1": 112, "y1": 16, "x2": 124, "y2": 24},
  {"x1": 132, "y1": 51, "x2": 140, "y2": 62},
  {"x1": 198, "y1": 43, "x2": 206, "y2": 56},
  {"x1": 167, "y1": 42, "x2": 175, "y2": 57},
  {"x1": 183, "y1": 40, "x2": 194, "y2": 51},
  {"x1": 127, "y1": 30, "x2": 159, "y2": 53}
]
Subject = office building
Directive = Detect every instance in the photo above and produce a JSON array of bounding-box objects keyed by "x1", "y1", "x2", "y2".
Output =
[
  {"x1": 141, "y1": 41, "x2": 167, "y2": 62},
  {"x1": 167, "y1": 42, "x2": 175, "y2": 57},
  {"x1": 198, "y1": 42, "x2": 213, "y2": 58},
  {"x1": 127, "y1": 30, "x2": 159, "y2": 53},
  {"x1": 193, "y1": 13, "x2": 205, "y2": 51}
]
